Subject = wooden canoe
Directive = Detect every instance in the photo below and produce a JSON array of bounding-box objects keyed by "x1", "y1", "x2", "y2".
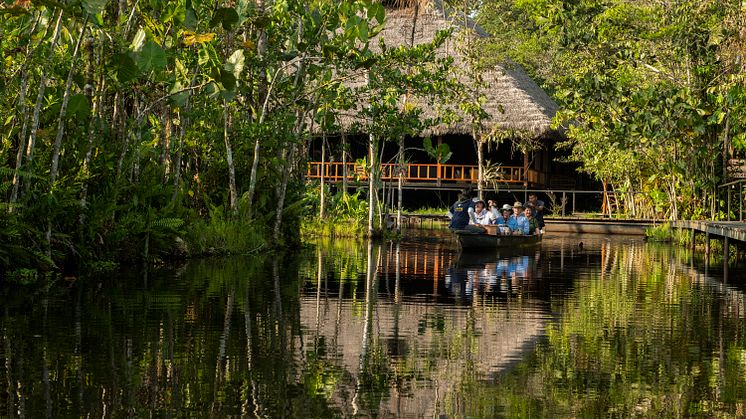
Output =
[{"x1": 453, "y1": 229, "x2": 542, "y2": 249}]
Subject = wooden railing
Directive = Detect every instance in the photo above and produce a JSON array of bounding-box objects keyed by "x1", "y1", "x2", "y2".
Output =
[{"x1": 307, "y1": 162, "x2": 526, "y2": 184}]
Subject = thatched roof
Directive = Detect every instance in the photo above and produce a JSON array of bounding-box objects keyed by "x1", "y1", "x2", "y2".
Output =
[{"x1": 331, "y1": 0, "x2": 559, "y2": 138}]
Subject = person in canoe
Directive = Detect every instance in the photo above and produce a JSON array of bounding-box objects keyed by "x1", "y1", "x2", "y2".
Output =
[
  {"x1": 470, "y1": 200, "x2": 496, "y2": 225},
  {"x1": 510, "y1": 202, "x2": 530, "y2": 235},
  {"x1": 524, "y1": 205, "x2": 542, "y2": 235},
  {"x1": 447, "y1": 190, "x2": 476, "y2": 230},
  {"x1": 496, "y1": 204, "x2": 514, "y2": 235}
]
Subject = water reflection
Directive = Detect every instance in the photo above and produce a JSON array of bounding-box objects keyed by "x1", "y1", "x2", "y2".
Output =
[{"x1": 2, "y1": 233, "x2": 746, "y2": 416}]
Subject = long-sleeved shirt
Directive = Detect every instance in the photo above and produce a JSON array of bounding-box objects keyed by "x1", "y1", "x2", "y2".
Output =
[
  {"x1": 510, "y1": 215, "x2": 529, "y2": 234},
  {"x1": 470, "y1": 208, "x2": 495, "y2": 225}
]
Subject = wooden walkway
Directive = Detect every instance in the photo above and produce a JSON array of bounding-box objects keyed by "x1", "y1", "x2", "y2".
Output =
[{"x1": 671, "y1": 220, "x2": 746, "y2": 243}]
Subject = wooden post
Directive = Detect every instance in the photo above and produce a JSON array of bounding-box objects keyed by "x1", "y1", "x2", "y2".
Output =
[
  {"x1": 724, "y1": 236, "x2": 730, "y2": 284},
  {"x1": 562, "y1": 192, "x2": 566, "y2": 217},
  {"x1": 523, "y1": 151, "x2": 529, "y2": 187},
  {"x1": 436, "y1": 136, "x2": 442, "y2": 187},
  {"x1": 572, "y1": 192, "x2": 576, "y2": 216},
  {"x1": 690, "y1": 228, "x2": 696, "y2": 252}
]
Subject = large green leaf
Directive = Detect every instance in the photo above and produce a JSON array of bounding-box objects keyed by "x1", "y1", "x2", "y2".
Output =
[
  {"x1": 137, "y1": 41, "x2": 167, "y2": 72},
  {"x1": 114, "y1": 53, "x2": 140, "y2": 83},
  {"x1": 81, "y1": 0, "x2": 107, "y2": 16},
  {"x1": 210, "y1": 7, "x2": 239, "y2": 30},
  {"x1": 184, "y1": 0, "x2": 198, "y2": 29},
  {"x1": 67, "y1": 94, "x2": 91, "y2": 120}
]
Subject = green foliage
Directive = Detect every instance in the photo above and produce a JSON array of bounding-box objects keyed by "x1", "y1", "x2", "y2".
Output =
[
  {"x1": 0, "y1": 0, "x2": 459, "y2": 271},
  {"x1": 644, "y1": 223, "x2": 673, "y2": 242},
  {"x1": 423, "y1": 137, "x2": 452, "y2": 164},
  {"x1": 186, "y1": 212, "x2": 267, "y2": 256},
  {"x1": 478, "y1": 0, "x2": 746, "y2": 220},
  {"x1": 5, "y1": 268, "x2": 38, "y2": 285}
]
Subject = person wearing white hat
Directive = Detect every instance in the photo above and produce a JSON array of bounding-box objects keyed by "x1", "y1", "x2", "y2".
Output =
[
  {"x1": 496, "y1": 204, "x2": 513, "y2": 235},
  {"x1": 510, "y1": 201, "x2": 530, "y2": 235}
]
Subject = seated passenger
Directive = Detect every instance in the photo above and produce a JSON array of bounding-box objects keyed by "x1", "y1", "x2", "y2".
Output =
[
  {"x1": 510, "y1": 202, "x2": 530, "y2": 235},
  {"x1": 488, "y1": 200, "x2": 500, "y2": 222},
  {"x1": 524, "y1": 206, "x2": 541, "y2": 235},
  {"x1": 497, "y1": 204, "x2": 514, "y2": 235},
  {"x1": 470, "y1": 200, "x2": 495, "y2": 225}
]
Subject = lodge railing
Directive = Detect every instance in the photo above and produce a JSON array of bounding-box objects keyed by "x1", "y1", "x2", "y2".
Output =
[{"x1": 306, "y1": 161, "x2": 526, "y2": 184}]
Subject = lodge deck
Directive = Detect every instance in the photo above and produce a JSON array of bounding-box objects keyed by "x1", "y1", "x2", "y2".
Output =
[{"x1": 307, "y1": 162, "x2": 528, "y2": 187}]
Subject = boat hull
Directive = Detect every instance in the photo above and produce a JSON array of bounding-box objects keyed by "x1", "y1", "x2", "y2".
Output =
[{"x1": 454, "y1": 231, "x2": 542, "y2": 249}]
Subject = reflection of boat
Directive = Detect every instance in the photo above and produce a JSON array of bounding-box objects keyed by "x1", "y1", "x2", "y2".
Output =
[
  {"x1": 455, "y1": 246, "x2": 537, "y2": 268},
  {"x1": 454, "y1": 228, "x2": 542, "y2": 249}
]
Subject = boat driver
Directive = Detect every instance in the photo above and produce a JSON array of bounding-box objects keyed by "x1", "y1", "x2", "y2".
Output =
[{"x1": 447, "y1": 191, "x2": 475, "y2": 230}]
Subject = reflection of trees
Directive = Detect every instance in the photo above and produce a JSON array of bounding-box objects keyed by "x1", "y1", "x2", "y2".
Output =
[
  {"x1": 5, "y1": 239, "x2": 746, "y2": 416},
  {"x1": 0, "y1": 253, "x2": 341, "y2": 417},
  {"x1": 459, "y1": 243, "x2": 746, "y2": 417}
]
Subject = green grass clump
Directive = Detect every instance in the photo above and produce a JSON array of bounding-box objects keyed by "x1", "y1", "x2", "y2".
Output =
[
  {"x1": 645, "y1": 224, "x2": 673, "y2": 242},
  {"x1": 186, "y1": 213, "x2": 267, "y2": 256}
]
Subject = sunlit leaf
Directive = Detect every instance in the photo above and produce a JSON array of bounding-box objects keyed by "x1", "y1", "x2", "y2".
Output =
[
  {"x1": 129, "y1": 28, "x2": 146, "y2": 52},
  {"x1": 81, "y1": 0, "x2": 106, "y2": 16},
  {"x1": 183, "y1": 31, "x2": 216, "y2": 46},
  {"x1": 224, "y1": 49, "x2": 245, "y2": 79}
]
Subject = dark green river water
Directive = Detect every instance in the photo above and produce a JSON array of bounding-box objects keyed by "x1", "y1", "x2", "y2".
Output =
[{"x1": 2, "y1": 231, "x2": 746, "y2": 417}]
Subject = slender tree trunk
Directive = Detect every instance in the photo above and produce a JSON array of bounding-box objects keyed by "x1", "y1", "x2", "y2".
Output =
[
  {"x1": 46, "y1": 17, "x2": 88, "y2": 259},
  {"x1": 50, "y1": 17, "x2": 89, "y2": 185},
  {"x1": 397, "y1": 136, "x2": 404, "y2": 232},
  {"x1": 9, "y1": 69, "x2": 31, "y2": 209},
  {"x1": 246, "y1": 0, "x2": 268, "y2": 218},
  {"x1": 9, "y1": 13, "x2": 44, "y2": 207},
  {"x1": 722, "y1": 109, "x2": 731, "y2": 182},
  {"x1": 23, "y1": 10, "x2": 64, "y2": 193},
  {"x1": 171, "y1": 109, "x2": 185, "y2": 204},
  {"x1": 342, "y1": 134, "x2": 348, "y2": 196},
  {"x1": 368, "y1": 132, "x2": 378, "y2": 237},
  {"x1": 476, "y1": 136, "x2": 484, "y2": 200},
  {"x1": 224, "y1": 101, "x2": 238, "y2": 216},
  {"x1": 80, "y1": 36, "x2": 104, "y2": 226},
  {"x1": 161, "y1": 108, "x2": 172, "y2": 183},
  {"x1": 320, "y1": 132, "x2": 326, "y2": 219}
]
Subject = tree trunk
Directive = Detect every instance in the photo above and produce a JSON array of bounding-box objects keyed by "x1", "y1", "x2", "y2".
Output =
[
  {"x1": 50, "y1": 17, "x2": 89, "y2": 184},
  {"x1": 9, "y1": 68, "x2": 31, "y2": 209},
  {"x1": 224, "y1": 101, "x2": 238, "y2": 216},
  {"x1": 722, "y1": 108, "x2": 731, "y2": 182},
  {"x1": 476, "y1": 136, "x2": 484, "y2": 200},
  {"x1": 246, "y1": 0, "x2": 269, "y2": 218},
  {"x1": 397, "y1": 136, "x2": 404, "y2": 232},
  {"x1": 8, "y1": 13, "x2": 45, "y2": 206},
  {"x1": 320, "y1": 132, "x2": 326, "y2": 219},
  {"x1": 342, "y1": 134, "x2": 348, "y2": 196},
  {"x1": 23, "y1": 10, "x2": 64, "y2": 193},
  {"x1": 80, "y1": 36, "x2": 104, "y2": 225},
  {"x1": 171, "y1": 108, "x2": 185, "y2": 204},
  {"x1": 368, "y1": 132, "x2": 377, "y2": 237},
  {"x1": 46, "y1": 17, "x2": 88, "y2": 259}
]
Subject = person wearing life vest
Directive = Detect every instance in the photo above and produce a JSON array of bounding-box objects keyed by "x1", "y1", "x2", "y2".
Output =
[{"x1": 447, "y1": 191, "x2": 475, "y2": 230}]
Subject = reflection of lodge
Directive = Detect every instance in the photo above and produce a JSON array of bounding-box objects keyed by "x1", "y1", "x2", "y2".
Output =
[
  {"x1": 378, "y1": 243, "x2": 454, "y2": 282},
  {"x1": 299, "y1": 259, "x2": 547, "y2": 417}
]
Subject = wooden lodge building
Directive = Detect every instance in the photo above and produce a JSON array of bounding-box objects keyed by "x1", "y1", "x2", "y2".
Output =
[{"x1": 307, "y1": 0, "x2": 591, "y2": 206}]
